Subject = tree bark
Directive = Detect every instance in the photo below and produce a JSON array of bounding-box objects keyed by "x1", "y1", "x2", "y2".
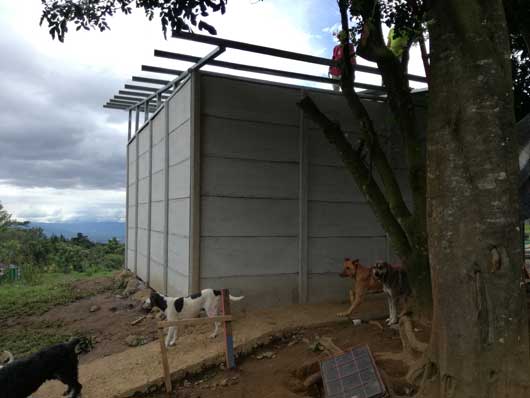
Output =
[{"x1": 421, "y1": 0, "x2": 530, "y2": 396}]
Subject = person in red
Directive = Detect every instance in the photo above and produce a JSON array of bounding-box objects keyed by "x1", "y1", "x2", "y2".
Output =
[{"x1": 328, "y1": 30, "x2": 356, "y2": 92}]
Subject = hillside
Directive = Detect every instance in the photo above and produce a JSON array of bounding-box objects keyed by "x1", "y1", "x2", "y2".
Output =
[{"x1": 29, "y1": 221, "x2": 125, "y2": 243}]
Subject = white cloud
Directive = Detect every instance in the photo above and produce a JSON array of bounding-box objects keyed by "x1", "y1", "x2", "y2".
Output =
[{"x1": 0, "y1": 184, "x2": 125, "y2": 222}]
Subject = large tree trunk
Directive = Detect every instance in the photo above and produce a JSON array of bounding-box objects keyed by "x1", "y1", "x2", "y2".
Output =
[{"x1": 421, "y1": 0, "x2": 530, "y2": 396}]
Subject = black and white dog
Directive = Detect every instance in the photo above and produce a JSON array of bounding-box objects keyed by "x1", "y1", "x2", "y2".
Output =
[
  {"x1": 0, "y1": 338, "x2": 82, "y2": 398},
  {"x1": 372, "y1": 261, "x2": 411, "y2": 325},
  {"x1": 144, "y1": 289, "x2": 244, "y2": 347}
]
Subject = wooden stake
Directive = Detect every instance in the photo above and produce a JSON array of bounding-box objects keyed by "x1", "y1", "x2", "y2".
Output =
[
  {"x1": 158, "y1": 329, "x2": 172, "y2": 393},
  {"x1": 221, "y1": 289, "x2": 236, "y2": 369}
]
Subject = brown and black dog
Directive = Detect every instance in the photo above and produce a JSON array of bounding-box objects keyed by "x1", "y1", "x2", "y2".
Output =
[{"x1": 337, "y1": 258, "x2": 382, "y2": 317}]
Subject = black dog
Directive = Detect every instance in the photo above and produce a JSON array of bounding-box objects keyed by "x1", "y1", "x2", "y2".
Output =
[{"x1": 0, "y1": 338, "x2": 82, "y2": 398}]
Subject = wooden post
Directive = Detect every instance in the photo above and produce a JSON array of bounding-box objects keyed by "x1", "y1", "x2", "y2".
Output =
[
  {"x1": 221, "y1": 289, "x2": 236, "y2": 369},
  {"x1": 158, "y1": 328, "x2": 172, "y2": 393}
]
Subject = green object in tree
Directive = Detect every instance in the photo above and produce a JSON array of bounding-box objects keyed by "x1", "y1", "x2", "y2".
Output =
[{"x1": 388, "y1": 27, "x2": 409, "y2": 58}]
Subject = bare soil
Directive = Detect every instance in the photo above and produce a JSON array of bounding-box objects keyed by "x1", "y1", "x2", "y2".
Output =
[
  {"x1": 4, "y1": 274, "x2": 159, "y2": 363},
  {"x1": 141, "y1": 320, "x2": 429, "y2": 398}
]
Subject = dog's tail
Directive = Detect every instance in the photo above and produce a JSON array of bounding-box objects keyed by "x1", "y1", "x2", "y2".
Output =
[{"x1": 229, "y1": 295, "x2": 244, "y2": 302}]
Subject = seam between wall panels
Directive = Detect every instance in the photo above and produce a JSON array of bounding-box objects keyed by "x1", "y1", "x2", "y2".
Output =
[
  {"x1": 298, "y1": 88, "x2": 308, "y2": 304},
  {"x1": 189, "y1": 71, "x2": 201, "y2": 294},
  {"x1": 163, "y1": 94, "x2": 170, "y2": 294},
  {"x1": 125, "y1": 109, "x2": 132, "y2": 270},
  {"x1": 146, "y1": 114, "x2": 153, "y2": 286}
]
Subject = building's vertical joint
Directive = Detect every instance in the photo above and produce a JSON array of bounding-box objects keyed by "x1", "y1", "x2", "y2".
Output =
[
  {"x1": 135, "y1": 106, "x2": 140, "y2": 133},
  {"x1": 189, "y1": 71, "x2": 202, "y2": 294},
  {"x1": 163, "y1": 97, "x2": 170, "y2": 295},
  {"x1": 144, "y1": 99, "x2": 149, "y2": 122},
  {"x1": 146, "y1": 116, "x2": 154, "y2": 287},
  {"x1": 298, "y1": 88, "x2": 309, "y2": 304},
  {"x1": 134, "y1": 107, "x2": 140, "y2": 275},
  {"x1": 124, "y1": 109, "x2": 132, "y2": 270}
]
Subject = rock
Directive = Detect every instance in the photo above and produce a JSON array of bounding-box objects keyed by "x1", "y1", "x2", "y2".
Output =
[
  {"x1": 219, "y1": 379, "x2": 229, "y2": 387},
  {"x1": 125, "y1": 335, "x2": 145, "y2": 347},
  {"x1": 89, "y1": 305, "x2": 100, "y2": 313},
  {"x1": 256, "y1": 351, "x2": 276, "y2": 360},
  {"x1": 123, "y1": 278, "x2": 139, "y2": 296},
  {"x1": 131, "y1": 316, "x2": 146, "y2": 326}
]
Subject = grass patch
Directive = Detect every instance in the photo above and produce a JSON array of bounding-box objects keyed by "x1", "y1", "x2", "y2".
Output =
[
  {"x1": 0, "y1": 324, "x2": 73, "y2": 357},
  {"x1": 0, "y1": 271, "x2": 113, "y2": 322},
  {"x1": 0, "y1": 271, "x2": 115, "y2": 357}
]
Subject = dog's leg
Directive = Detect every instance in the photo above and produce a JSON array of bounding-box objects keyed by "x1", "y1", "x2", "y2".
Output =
[
  {"x1": 166, "y1": 326, "x2": 178, "y2": 347},
  {"x1": 337, "y1": 285, "x2": 365, "y2": 317},
  {"x1": 58, "y1": 367, "x2": 82, "y2": 398},
  {"x1": 209, "y1": 321, "x2": 220, "y2": 339},
  {"x1": 387, "y1": 296, "x2": 398, "y2": 325},
  {"x1": 349, "y1": 289, "x2": 355, "y2": 305}
]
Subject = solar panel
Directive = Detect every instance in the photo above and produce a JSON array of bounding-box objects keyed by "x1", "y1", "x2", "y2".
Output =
[{"x1": 320, "y1": 345, "x2": 386, "y2": 398}]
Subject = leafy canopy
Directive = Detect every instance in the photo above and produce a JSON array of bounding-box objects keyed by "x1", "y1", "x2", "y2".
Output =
[{"x1": 40, "y1": 0, "x2": 228, "y2": 42}]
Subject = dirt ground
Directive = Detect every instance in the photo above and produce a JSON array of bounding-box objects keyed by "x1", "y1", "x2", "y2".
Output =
[
  {"x1": 3, "y1": 274, "x2": 158, "y2": 363},
  {"x1": 142, "y1": 320, "x2": 426, "y2": 398}
]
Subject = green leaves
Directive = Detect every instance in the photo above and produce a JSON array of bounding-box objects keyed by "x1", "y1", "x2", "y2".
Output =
[{"x1": 39, "y1": 0, "x2": 228, "y2": 42}]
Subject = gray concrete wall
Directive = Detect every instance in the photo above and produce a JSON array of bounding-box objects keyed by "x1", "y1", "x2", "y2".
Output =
[
  {"x1": 198, "y1": 73, "x2": 399, "y2": 308},
  {"x1": 199, "y1": 75, "x2": 301, "y2": 307},
  {"x1": 126, "y1": 78, "x2": 192, "y2": 297}
]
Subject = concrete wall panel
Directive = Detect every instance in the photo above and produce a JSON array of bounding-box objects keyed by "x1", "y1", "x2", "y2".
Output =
[
  {"x1": 137, "y1": 228, "x2": 149, "y2": 256},
  {"x1": 307, "y1": 274, "x2": 355, "y2": 304},
  {"x1": 168, "y1": 234, "x2": 189, "y2": 275},
  {"x1": 201, "y1": 75, "x2": 300, "y2": 126},
  {"x1": 167, "y1": 268, "x2": 189, "y2": 297},
  {"x1": 127, "y1": 249, "x2": 135, "y2": 271},
  {"x1": 309, "y1": 165, "x2": 363, "y2": 202},
  {"x1": 138, "y1": 128, "x2": 149, "y2": 155},
  {"x1": 168, "y1": 80, "x2": 191, "y2": 132},
  {"x1": 128, "y1": 204, "x2": 136, "y2": 228},
  {"x1": 138, "y1": 152, "x2": 150, "y2": 179},
  {"x1": 169, "y1": 121, "x2": 191, "y2": 166},
  {"x1": 128, "y1": 161, "x2": 137, "y2": 185},
  {"x1": 150, "y1": 231, "x2": 164, "y2": 265},
  {"x1": 308, "y1": 202, "x2": 384, "y2": 237},
  {"x1": 136, "y1": 253, "x2": 148, "y2": 281},
  {"x1": 149, "y1": 259, "x2": 165, "y2": 293},
  {"x1": 138, "y1": 178, "x2": 149, "y2": 204},
  {"x1": 169, "y1": 160, "x2": 191, "y2": 199},
  {"x1": 200, "y1": 236, "x2": 298, "y2": 278},
  {"x1": 308, "y1": 236, "x2": 387, "y2": 274},
  {"x1": 201, "y1": 197, "x2": 298, "y2": 237},
  {"x1": 200, "y1": 274, "x2": 298, "y2": 309},
  {"x1": 150, "y1": 201, "x2": 165, "y2": 233},
  {"x1": 137, "y1": 203, "x2": 148, "y2": 230},
  {"x1": 152, "y1": 109, "x2": 165, "y2": 145},
  {"x1": 202, "y1": 157, "x2": 298, "y2": 199},
  {"x1": 168, "y1": 198, "x2": 190, "y2": 237},
  {"x1": 151, "y1": 170, "x2": 165, "y2": 202},
  {"x1": 151, "y1": 140, "x2": 165, "y2": 174},
  {"x1": 202, "y1": 116, "x2": 299, "y2": 162}
]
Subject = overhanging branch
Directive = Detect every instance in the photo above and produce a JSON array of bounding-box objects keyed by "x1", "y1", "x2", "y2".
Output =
[{"x1": 298, "y1": 96, "x2": 412, "y2": 259}]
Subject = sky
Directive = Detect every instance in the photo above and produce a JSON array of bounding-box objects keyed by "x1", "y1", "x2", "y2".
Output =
[{"x1": 0, "y1": 0, "x2": 426, "y2": 223}]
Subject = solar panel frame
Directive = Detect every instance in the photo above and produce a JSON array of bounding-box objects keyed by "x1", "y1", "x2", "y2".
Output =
[{"x1": 320, "y1": 345, "x2": 386, "y2": 398}]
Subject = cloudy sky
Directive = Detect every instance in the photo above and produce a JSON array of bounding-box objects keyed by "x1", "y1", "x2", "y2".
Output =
[{"x1": 0, "y1": 0, "x2": 426, "y2": 223}]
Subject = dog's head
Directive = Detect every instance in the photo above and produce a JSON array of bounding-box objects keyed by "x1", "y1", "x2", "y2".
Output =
[
  {"x1": 372, "y1": 261, "x2": 390, "y2": 281},
  {"x1": 0, "y1": 350, "x2": 14, "y2": 369},
  {"x1": 143, "y1": 289, "x2": 167, "y2": 312},
  {"x1": 339, "y1": 258, "x2": 361, "y2": 278}
]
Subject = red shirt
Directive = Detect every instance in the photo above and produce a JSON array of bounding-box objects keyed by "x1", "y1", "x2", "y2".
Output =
[{"x1": 329, "y1": 43, "x2": 356, "y2": 77}]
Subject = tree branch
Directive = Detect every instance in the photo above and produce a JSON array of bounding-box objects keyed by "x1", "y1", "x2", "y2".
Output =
[
  {"x1": 297, "y1": 96, "x2": 412, "y2": 259},
  {"x1": 336, "y1": 0, "x2": 414, "y2": 236},
  {"x1": 352, "y1": 0, "x2": 427, "y2": 246}
]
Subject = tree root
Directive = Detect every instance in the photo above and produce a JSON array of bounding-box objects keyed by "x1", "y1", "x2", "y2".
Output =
[{"x1": 399, "y1": 315, "x2": 427, "y2": 356}]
